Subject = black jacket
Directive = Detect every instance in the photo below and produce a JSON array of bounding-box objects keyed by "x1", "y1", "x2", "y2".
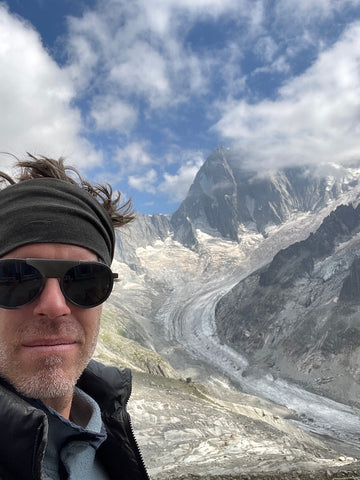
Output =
[{"x1": 0, "y1": 360, "x2": 150, "y2": 480}]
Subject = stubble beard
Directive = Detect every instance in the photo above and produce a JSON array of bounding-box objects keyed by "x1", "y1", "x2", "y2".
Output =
[
  {"x1": 0, "y1": 320, "x2": 99, "y2": 401},
  {"x1": 8, "y1": 354, "x2": 75, "y2": 399}
]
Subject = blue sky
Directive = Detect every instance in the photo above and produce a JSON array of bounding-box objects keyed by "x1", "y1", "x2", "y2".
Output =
[{"x1": 1, "y1": 1, "x2": 360, "y2": 214}]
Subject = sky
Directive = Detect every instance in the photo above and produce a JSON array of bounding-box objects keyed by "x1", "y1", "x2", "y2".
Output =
[{"x1": 1, "y1": 1, "x2": 360, "y2": 214}]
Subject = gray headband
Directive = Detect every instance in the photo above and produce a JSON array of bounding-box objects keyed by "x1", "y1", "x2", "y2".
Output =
[{"x1": 0, "y1": 178, "x2": 115, "y2": 265}]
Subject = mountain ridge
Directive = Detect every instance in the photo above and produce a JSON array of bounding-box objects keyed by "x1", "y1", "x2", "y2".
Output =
[
  {"x1": 108, "y1": 146, "x2": 360, "y2": 474},
  {"x1": 117, "y1": 146, "x2": 360, "y2": 259},
  {"x1": 215, "y1": 200, "x2": 360, "y2": 406}
]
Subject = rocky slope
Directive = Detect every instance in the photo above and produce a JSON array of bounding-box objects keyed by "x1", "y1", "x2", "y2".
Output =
[
  {"x1": 215, "y1": 201, "x2": 360, "y2": 407},
  {"x1": 102, "y1": 146, "x2": 360, "y2": 477},
  {"x1": 94, "y1": 322, "x2": 356, "y2": 479}
]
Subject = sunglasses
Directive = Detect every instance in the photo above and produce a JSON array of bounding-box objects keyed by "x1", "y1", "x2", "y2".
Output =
[{"x1": 0, "y1": 258, "x2": 118, "y2": 309}]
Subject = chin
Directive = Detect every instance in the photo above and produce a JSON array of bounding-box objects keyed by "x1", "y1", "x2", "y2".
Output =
[{"x1": 13, "y1": 356, "x2": 81, "y2": 400}]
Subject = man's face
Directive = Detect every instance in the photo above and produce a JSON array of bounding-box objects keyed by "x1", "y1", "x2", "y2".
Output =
[{"x1": 0, "y1": 243, "x2": 102, "y2": 402}]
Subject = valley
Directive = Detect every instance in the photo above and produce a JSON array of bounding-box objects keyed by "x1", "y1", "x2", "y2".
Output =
[{"x1": 96, "y1": 147, "x2": 360, "y2": 478}]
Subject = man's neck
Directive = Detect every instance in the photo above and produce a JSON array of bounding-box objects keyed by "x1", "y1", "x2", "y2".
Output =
[{"x1": 40, "y1": 391, "x2": 73, "y2": 419}]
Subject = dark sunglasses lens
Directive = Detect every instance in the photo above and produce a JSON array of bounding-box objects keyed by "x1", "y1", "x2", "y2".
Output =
[
  {"x1": 0, "y1": 261, "x2": 43, "y2": 308},
  {"x1": 62, "y1": 263, "x2": 113, "y2": 307}
]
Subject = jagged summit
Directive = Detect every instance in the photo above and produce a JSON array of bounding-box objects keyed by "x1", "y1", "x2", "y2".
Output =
[
  {"x1": 116, "y1": 147, "x2": 360, "y2": 259},
  {"x1": 170, "y1": 146, "x2": 358, "y2": 245}
]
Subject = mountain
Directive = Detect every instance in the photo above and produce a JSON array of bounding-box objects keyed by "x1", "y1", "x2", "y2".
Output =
[
  {"x1": 115, "y1": 211, "x2": 171, "y2": 267},
  {"x1": 215, "y1": 200, "x2": 360, "y2": 406},
  {"x1": 170, "y1": 146, "x2": 357, "y2": 246},
  {"x1": 105, "y1": 146, "x2": 360, "y2": 476},
  {"x1": 116, "y1": 146, "x2": 360, "y2": 258},
  {"x1": 114, "y1": 146, "x2": 360, "y2": 399}
]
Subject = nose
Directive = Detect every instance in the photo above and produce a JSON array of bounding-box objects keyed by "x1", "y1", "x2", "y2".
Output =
[{"x1": 32, "y1": 278, "x2": 71, "y2": 319}]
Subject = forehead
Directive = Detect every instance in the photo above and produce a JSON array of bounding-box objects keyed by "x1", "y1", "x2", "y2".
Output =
[{"x1": 1, "y1": 243, "x2": 98, "y2": 262}]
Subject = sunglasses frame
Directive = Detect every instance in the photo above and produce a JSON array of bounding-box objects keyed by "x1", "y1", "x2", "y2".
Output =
[{"x1": 0, "y1": 258, "x2": 118, "y2": 309}]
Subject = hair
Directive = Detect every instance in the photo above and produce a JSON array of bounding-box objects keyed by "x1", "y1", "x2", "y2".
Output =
[{"x1": 0, "y1": 153, "x2": 134, "y2": 228}]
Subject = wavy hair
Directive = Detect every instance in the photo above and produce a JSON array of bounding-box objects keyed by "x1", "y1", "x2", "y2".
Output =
[{"x1": 0, "y1": 153, "x2": 134, "y2": 228}]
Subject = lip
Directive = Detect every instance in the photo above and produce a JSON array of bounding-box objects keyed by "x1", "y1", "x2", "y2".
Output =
[
  {"x1": 21, "y1": 338, "x2": 78, "y2": 355},
  {"x1": 22, "y1": 338, "x2": 77, "y2": 347}
]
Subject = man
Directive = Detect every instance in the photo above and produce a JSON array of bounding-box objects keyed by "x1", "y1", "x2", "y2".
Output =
[{"x1": 0, "y1": 155, "x2": 150, "y2": 479}]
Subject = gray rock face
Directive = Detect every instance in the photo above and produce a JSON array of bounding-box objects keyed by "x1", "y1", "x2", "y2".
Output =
[
  {"x1": 215, "y1": 202, "x2": 360, "y2": 406},
  {"x1": 113, "y1": 145, "x2": 360, "y2": 407},
  {"x1": 116, "y1": 212, "x2": 172, "y2": 266},
  {"x1": 170, "y1": 146, "x2": 355, "y2": 245},
  {"x1": 339, "y1": 257, "x2": 360, "y2": 302},
  {"x1": 116, "y1": 147, "x2": 359, "y2": 257}
]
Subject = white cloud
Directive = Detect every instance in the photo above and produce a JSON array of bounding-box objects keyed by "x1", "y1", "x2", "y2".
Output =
[
  {"x1": 115, "y1": 142, "x2": 153, "y2": 173},
  {"x1": 64, "y1": 0, "x2": 359, "y2": 134},
  {"x1": 2, "y1": 0, "x2": 360, "y2": 211},
  {"x1": 64, "y1": 0, "x2": 261, "y2": 116},
  {"x1": 109, "y1": 41, "x2": 172, "y2": 107},
  {"x1": 213, "y1": 21, "x2": 360, "y2": 171},
  {"x1": 140, "y1": 0, "x2": 254, "y2": 34},
  {"x1": 254, "y1": 36, "x2": 278, "y2": 63},
  {"x1": 128, "y1": 168, "x2": 158, "y2": 193},
  {"x1": 0, "y1": 4, "x2": 101, "y2": 168},
  {"x1": 90, "y1": 96, "x2": 138, "y2": 133},
  {"x1": 159, "y1": 152, "x2": 204, "y2": 202},
  {"x1": 275, "y1": 0, "x2": 360, "y2": 21},
  {"x1": 118, "y1": 144, "x2": 204, "y2": 201}
]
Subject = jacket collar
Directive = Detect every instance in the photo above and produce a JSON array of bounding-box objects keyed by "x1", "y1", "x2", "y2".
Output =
[
  {"x1": 0, "y1": 379, "x2": 47, "y2": 479},
  {"x1": 77, "y1": 360, "x2": 132, "y2": 415},
  {"x1": 0, "y1": 360, "x2": 132, "y2": 479}
]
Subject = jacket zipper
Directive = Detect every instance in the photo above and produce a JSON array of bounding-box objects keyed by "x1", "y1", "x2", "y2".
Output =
[{"x1": 125, "y1": 381, "x2": 151, "y2": 480}]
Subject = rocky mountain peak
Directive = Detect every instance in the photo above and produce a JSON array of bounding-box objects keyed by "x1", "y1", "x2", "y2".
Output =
[
  {"x1": 170, "y1": 147, "x2": 357, "y2": 245},
  {"x1": 116, "y1": 146, "x2": 360, "y2": 261}
]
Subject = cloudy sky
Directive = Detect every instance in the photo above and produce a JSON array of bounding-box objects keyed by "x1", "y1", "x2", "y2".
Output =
[{"x1": 1, "y1": 1, "x2": 360, "y2": 213}]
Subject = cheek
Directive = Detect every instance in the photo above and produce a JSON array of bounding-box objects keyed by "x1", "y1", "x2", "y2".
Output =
[
  {"x1": 79, "y1": 306, "x2": 102, "y2": 341},
  {"x1": 0, "y1": 310, "x2": 22, "y2": 343}
]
